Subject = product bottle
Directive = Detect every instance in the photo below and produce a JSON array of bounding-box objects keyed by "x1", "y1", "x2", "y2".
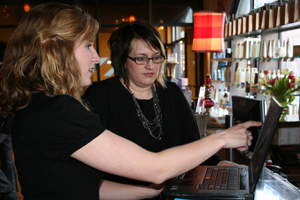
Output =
[
  {"x1": 258, "y1": 69, "x2": 265, "y2": 89},
  {"x1": 238, "y1": 42, "x2": 244, "y2": 58},
  {"x1": 214, "y1": 69, "x2": 217, "y2": 80},
  {"x1": 214, "y1": 88, "x2": 218, "y2": 103},
  {"x1": 244, "y1": 39, "x2": 249, "y2": 58},
  {"x1": 224, "y1": 88, "x2": 230, "y2": 104},
  {"x1": 256, "y1": 39, "x2": 261, "y2": 58},
  {"x1": 235, "y1": 68, "x2": 240, "y2": 84},
  {"x1": 251, "y1": 39, "x2": 256, "y2": 58},
  {"x1": 282, "y1": 40, "x2": 287, "y2": 56},
  {"x1": 236, "y1": 43, "x2": 240, "y2": 58},
  {"x1": 276, "y1": 69, "x2": 280, "y2": 78},
  {"x1": 226, "y1": 91, "x2": 230, "y2": 103},
  {"x1": 221, "y1": 67, "x2": 226, "y2": 81},
  {"x1": 272, "y1": 40, "x2": 276, "y2": 58},
  {"x1": 268, "y1": 40, "x2": 273, "y2": 58},
  {"x1": 277, "y1": 39, "x2": 280, "y2": 48},
  {"x1": 223, "y1": 88, "x2": 228, "y2": 104},
  {"x1": 217, "y1": 69, "x2": 221, "y2": 80},
  {"x1": 225, "y1": 62, "x2": 231, "y2": 82},
  {"x1": 234, "y1": 44, "x2": 238, "y2": 58},
  {"x1": 249, "y1": 39, "x2": 253, "y2": 58},
  {"x1": 287, "y1": 37, "x2": 293, "y2": 57},
  {"x1": 263, "y1": 40, "x2": 267, "y2": 58},
  {"x1": 267, "y1": 70, "x2": 271, "y2": 81},
  {"x1": 217, "y1": 88, "x2": 222, "y2": 104},
  {"x1": 246, "y1": 67, "x2": 251, "y2": 85},
  {"x1": 239, "y1": 68, "x2": 246, "y2": 85},
  {"x1": 250, "y1": 68, "x2": 257, "y2": 86},
  {"x1": 280, "y1": 70, "x2": 284, "y2": 78},
  {"x1": 271, "y1": 69, "x2": 276, "y2": 79}
]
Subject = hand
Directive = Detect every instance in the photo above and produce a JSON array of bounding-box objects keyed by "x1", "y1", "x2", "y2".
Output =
[{"x1": 218, "y1": 121, "x2": 261, "y2": 151}]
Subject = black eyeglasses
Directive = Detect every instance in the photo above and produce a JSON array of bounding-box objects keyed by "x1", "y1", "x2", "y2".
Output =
[{"x1": 127, "y1": 55, "x2": 165, "y2": 65}]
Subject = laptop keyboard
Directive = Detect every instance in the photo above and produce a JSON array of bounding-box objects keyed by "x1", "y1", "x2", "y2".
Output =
[{"x1": 197, "y1": 168, "x2": 239, "y2": 190}]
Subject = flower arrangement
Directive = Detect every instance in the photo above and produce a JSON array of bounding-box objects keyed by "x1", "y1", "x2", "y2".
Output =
[{"x1": 263, "y1": 69, "x2": 300, "y2": 119}]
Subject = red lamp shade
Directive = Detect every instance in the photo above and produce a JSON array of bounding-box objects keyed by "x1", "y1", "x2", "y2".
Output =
[{"x1": 192, "y1": 11, "x2": 226, "y2": 52}]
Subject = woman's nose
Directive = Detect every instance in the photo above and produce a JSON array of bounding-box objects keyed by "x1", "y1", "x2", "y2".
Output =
[
  {"x1": 92, "y1": 48, "x2": 100, "y2": 64},
  {"x1": 145, "y1": 59, "x2": 155, "y2": 69}
]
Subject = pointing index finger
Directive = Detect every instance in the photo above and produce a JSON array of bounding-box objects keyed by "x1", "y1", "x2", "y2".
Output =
[{"x1": 242, "y1": 121, "x2": 262, "y2": 129}]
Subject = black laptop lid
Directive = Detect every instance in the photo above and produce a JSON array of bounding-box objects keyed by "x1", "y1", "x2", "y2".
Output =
[{"x1": 249, "y1": 97, "x2": 283, "y2": 193}]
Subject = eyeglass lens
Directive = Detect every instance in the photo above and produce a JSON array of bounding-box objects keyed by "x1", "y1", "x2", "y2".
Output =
[{"x1": 135, "y1": 56, "x2": 165, "y2": 64}]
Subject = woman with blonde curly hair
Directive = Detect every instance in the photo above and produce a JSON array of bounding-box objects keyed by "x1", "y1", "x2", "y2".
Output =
[{"x1": 0, "y1": 2, "x2": 260, "y2": 200}]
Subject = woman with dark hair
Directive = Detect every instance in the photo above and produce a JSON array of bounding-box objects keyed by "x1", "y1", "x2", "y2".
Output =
[
  {"x1": 0, "y1": 3, "x2": 259, "y2": 200},
  {"x1": 84, "y1": 21, "x2": 255, "y2": 199}
]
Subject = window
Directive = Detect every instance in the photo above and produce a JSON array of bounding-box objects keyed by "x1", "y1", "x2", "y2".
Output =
[{"x1": 254, "y1": 0, "x2": 279, "y2": 9}]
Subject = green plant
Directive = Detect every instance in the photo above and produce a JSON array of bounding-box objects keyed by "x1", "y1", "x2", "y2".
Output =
[{"x1": 264, "y1": 70, "x2": 300, "y2": 115}]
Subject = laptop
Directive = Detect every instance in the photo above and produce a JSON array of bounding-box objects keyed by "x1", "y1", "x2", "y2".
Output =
[{"x1": 164, "y1": 97, "x2": 283, "y2": 200}]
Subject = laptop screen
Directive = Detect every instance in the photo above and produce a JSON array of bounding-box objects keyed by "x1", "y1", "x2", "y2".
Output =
[{"x1": 248, "y1": 97, "x2": 283, "y2": 193}]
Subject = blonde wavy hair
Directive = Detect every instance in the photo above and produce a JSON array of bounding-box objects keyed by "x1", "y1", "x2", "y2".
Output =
[{"x1": 0, "y1": 3, "x2": 99, "y2": 115}]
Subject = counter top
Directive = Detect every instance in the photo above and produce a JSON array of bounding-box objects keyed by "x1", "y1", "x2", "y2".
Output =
[{"x1": 166, "y1": 167, "x2": 300, "y2": 200}]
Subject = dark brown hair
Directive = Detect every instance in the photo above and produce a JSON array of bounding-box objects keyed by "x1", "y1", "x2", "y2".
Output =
[{"x1": 108, "y1": 20, "x2": 166, "y2": 88}]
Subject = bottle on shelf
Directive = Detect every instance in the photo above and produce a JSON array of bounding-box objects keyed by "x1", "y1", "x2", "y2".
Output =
[
  {"x1": 238, "y1": 42, "x2": 244, "y2": 58},
  {"x1": 214, "y1": 69, "x2": 217, "y2": 80},
  {"x1": 244, "y1": 39, "x2": 249, "y2": 58},
  {"x1": 271, "y1": 69, "x2": 276, "y2": 79},
  {"x1": 279, "y1": 69, "x2": 284, "y2": 78},
  {"x1": 272, "y1": 40, "x2": 276, "y2": 58},
  {"x1": 215, "y1": 88, "x2": 222, "y2": 104},
  {"x1": 246, "y1": 67, "x2": 251, "y2": 85},
  {"x1": 287, "y1": 37, "x2": 293, "y2": 57},
  {"x1": 239, "y1": 68, "x2": 246, "y2": 85},
  {"x1": 258, "y1": 69, "x2": 265, "y2": 89},
  {"x1": 235, "y1": 68, "x2": 240, "y2": 84},
  {"x1": 226, "y1": 48, "x2": 232, "y2": 58},
  {"x1": 263, "y1": 69, "x2": 270, "y2": 81},
  {"x1": 263, "y1": 40, "x2": 267, "y2": 58},
  {"x1": 283, "y1": 40, "x2": 286, "y2": 48},
  {"x1": 217, "y1": 69, "x2": 221, "y2": 80},
  {"x1": 235, "y1": 43, "x2": 240, "y2": 58},
  {"x1": 249, "y1": 39, "x2": 253, "y2": 58},
  {"x1": 219, "y1": 88, "x2": 224, "y2": 103},
  {"x1": 275, "y1": 69, "x2": 279, "y2": 79},
  {"x1": 255, "y1": 39, "x2": 261, "y2": 58},
  {"x1": 277, "y1": 39, "x2": 280, "y2": 49},
  {"x1": 225, "y1": 62, "x2": 231, "y2": 82},
  {"x1": 267, "y1": 40, "x2": 273, "y2": 58},
  {"x1": 251, "y1": 39, "x2": 256, "y2": 57},
  {"x1": 223, "y1": 88, "x2": 228, "y2": 104},
  {"x1": 221, "y1": 67, "x2": 226, "y2": 81},
  {"x1": 214, "y1": 88, "x2": 219, "y2": 104},
  {"x1": 250, "y1": 68, "x2": 258, "y2": 86}
]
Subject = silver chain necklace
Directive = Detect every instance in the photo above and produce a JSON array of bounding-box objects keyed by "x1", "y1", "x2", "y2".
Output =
[{"x1": 127, "y1": 85, "x2": 163, "y2": 141}]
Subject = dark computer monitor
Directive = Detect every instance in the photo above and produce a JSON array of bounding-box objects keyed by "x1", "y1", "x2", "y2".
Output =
[{"x1": 232, "y1": 95, "x2": 265, "y2": 152}]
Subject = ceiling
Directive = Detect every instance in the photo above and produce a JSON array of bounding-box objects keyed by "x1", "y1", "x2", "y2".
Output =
[
  {"x1": 2, "y1": 0, "x2": 201, "y2": 7},
  {"x1": 0, "y1": 0, "x2": 235, "y2": 31},
  {"x1": 1, "y1": 0, "x2": 235, "y2": 15}
]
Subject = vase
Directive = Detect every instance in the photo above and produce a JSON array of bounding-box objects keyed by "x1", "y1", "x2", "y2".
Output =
[
  {"x1": 274, "y1": 98, "x2": 289, "y2": 121},
  {"x1": 279, "y1": 110, "x2": 288, "y2": 121}
]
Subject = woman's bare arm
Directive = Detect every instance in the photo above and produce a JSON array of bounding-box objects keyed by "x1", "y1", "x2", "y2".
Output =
[
  {"x1": 99, "y1": 180, "x2": 165, "y2": 200},
  {"x1": 72, "y1": 121, "x2": 261, "y2": 184}
]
